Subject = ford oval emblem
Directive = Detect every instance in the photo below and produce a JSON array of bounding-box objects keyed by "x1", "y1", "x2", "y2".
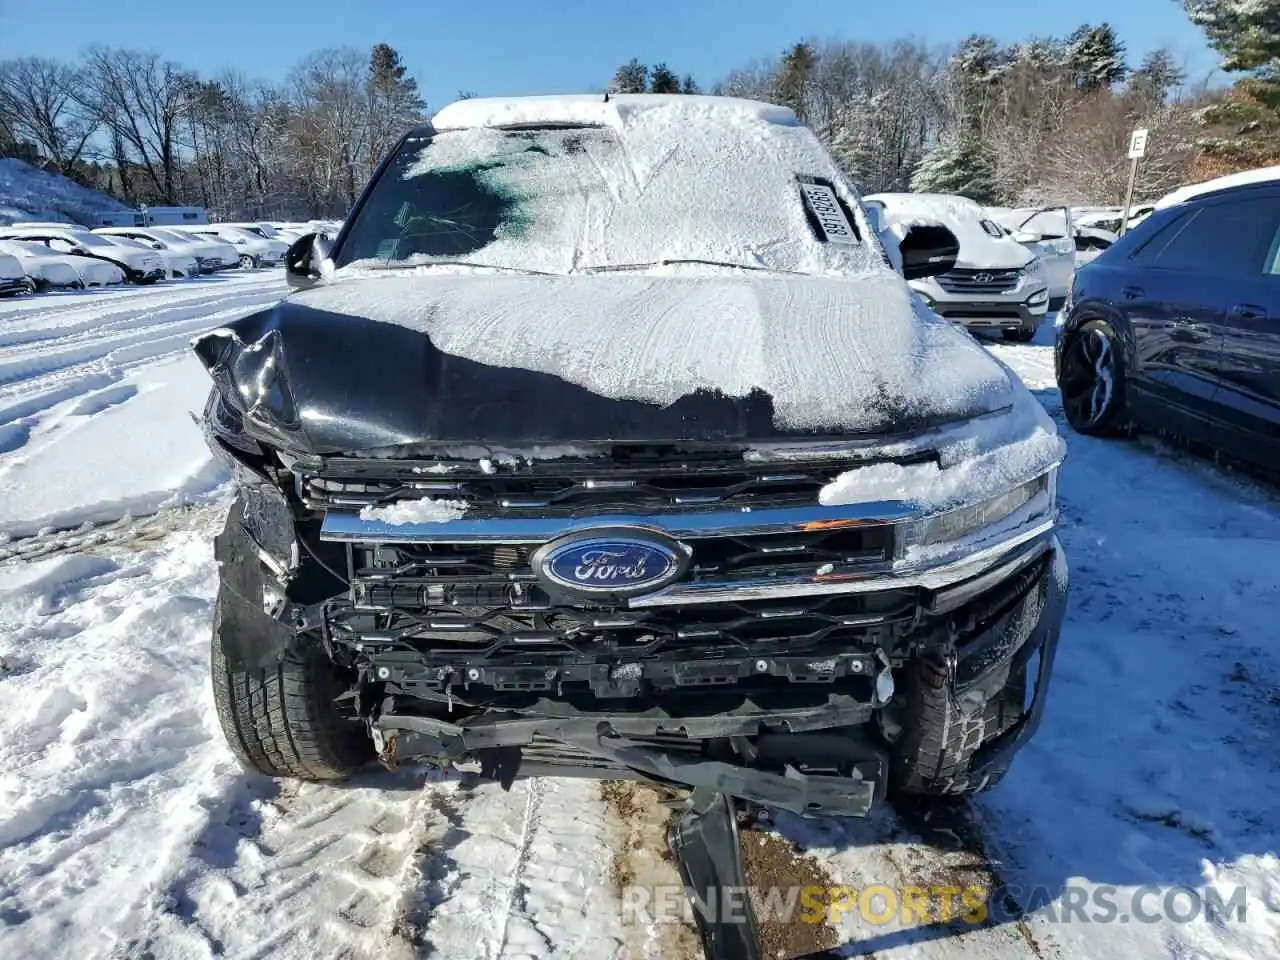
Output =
[{"x1": 531, "y1": 528, "x2": 690, "y2": 599}]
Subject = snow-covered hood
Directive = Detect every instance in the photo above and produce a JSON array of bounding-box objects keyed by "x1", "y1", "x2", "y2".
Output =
[
  {"x1": 0, "y1": 252, "x2": 22, "y2": 280},
  {"x1": 195, "y1": 270, "x2": 1021, "y2": 453},
  {"x1": 867, "y1": 194, "x2": 1032, "y2": 271}
]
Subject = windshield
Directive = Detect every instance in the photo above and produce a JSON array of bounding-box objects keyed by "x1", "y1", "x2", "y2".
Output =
[
  {"x1": 336, "y1": 116, "x2": 882, "y2": 276},
  {"x1": 72, "y1": 233, "x2": 116, "y2": 249},
  {"x1": 151, "y1": 229, "x2": 191, "y2": 244}
]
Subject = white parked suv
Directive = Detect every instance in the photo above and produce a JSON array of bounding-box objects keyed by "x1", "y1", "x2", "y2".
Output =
[{"x1": 864, "y1": 193, "x2": 1050, "y2": 342}]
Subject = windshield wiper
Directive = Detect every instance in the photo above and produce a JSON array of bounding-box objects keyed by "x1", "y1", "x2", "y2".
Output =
[
  {"x1": 354, "y1": 259, "x2": 560, "y2": 276},
  {"x1": 578, "y1": 258, "x2": 799, "y2": 275}
]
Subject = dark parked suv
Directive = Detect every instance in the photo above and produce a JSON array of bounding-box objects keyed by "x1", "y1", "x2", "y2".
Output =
[
  {"x1": 1056, "y1": 177, "x2": 1280, "y2": 470},
  {"x1": 195, "y1": 95, "x2": 1067, "y2": 819}
]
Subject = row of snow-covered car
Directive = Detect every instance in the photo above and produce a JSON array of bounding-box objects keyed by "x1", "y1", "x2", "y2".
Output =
[
  {"x1": 0, "y1": 220, "x2": 341, "y2": 296},
  {"x1": 864, "y1": 194, "x2": 1122, "y2": 341}
]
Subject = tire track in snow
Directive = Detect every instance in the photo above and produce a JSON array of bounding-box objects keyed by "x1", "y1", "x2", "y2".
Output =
[{"x1": 396, "y1": 776, "x2": 627, "y2": 959}]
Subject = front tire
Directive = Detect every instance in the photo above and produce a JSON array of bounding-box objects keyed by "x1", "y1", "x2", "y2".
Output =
[
  {"x1": 1058, "y1": 319, "x2": 1128, "y2": 435},
  {"x1": 210, "y1": 589, "x2": 372, "y2": 780},
  {"x1": 238, "y1": 254, "x2": 257, "y2": 270},
  {"x1": 886, "y1": 658, "x2": 1028, "y2": 798}
]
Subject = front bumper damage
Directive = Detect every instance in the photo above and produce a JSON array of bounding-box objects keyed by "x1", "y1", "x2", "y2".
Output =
[
  {"x1": 363, "y1": 539, "x2": 1065, "y2": 817},
  {"x1": 209, "y1": 415, "x2": 1066, "y2": 820}
]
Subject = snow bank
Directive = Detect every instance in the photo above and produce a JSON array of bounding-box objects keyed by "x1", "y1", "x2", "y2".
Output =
[
  {"x1": 0, "y1": 158, "x2": 130, "y2": 227},
  {"x1": 0, "y1": 355, "x2": 226, "y2": 538},
  {"x1": 296, "y1": 272, "x2": 1015, "y2": 435},
  {"x1": 866, "y1": 192, "x2": 1032, "y2": 270},
  {"x1": 358, "y1": 498, "x2": 469, "y2": 525}
]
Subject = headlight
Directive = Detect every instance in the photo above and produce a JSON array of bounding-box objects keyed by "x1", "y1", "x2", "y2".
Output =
[
  {"x1": 1021, "y1": 257, "x2": 1046, "y2": 281},
  {"x1": 1027, "y1": 288, "x2": 1050, "y2": 306},
  {"x1": 899, "y1": 472, "x2": 1055, "y2": 555}
]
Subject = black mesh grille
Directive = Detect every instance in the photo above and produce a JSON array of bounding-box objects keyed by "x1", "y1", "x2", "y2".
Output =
[{"x1": 298, "y1": 446, "x2": 934, "y2": 517}]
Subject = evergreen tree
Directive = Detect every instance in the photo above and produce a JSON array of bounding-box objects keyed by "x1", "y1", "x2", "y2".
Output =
[
  {"x1": 679, "y1": 74, "x2": 701, "y2": 95},
  {"x1": 911, "y1": 131, "x2": 999, "y2": 203},
  {"x1": 774, "y1": 42, "x2": 818, "y2": 122},
  {"x1": 1065, "y1": 23, "x2": 1128, "y2": 90},
  {"x1": 611, "y1": 59, "x2": 648, "y2": 94},
  {"x1": 1129, "y1": 48, "x2": 1186, "y2": 106},
  {"x1": 828, "y1": 93, "x2": 878, "y2": 189},
  {"x1": 648, "y1": 63, "x2": 680, "y2": 93},
  {"x1": 1180, "y1": 0, "x2": 1280, "y2": 168}
]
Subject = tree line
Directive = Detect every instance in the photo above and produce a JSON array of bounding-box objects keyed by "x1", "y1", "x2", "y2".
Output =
[
  {"x1": 1, "y1": 1, "x2": 1275, "y2": 220},
  {"x1": 705, "y1": 24, "x2": 1219, "y2": 207},
  {"x1": 0, "y1": 43, "x2": 425, "y2": 220}
]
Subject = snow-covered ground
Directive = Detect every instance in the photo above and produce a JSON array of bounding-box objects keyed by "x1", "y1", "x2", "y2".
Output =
[{"x1": 0, "y1": 295, "x2": 1277, "y2": 960}]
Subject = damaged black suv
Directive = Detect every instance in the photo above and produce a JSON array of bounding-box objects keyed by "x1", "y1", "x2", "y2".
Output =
[{"x1": 195, "y1": 94, "x2": 1067, "y2": 817}]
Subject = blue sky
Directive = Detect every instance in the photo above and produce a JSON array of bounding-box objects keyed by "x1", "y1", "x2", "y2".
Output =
[{"x1": 1, "y1": 0, "x2": 1218, "y2": 108}]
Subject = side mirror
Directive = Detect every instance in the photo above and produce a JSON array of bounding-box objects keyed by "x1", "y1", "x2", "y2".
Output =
[
  {"x1": 899, "y1": 224, "x2": 959, "y2": 281},
  {"x1": 285, "y1": 233, "x2": 321, "y2": 290},
  {"x1": 151, "y1": 242, "x2": 164, "y2": 250},
  {"x1": 1012, "y1": 230, "x2": 1043, "y2": 244}
]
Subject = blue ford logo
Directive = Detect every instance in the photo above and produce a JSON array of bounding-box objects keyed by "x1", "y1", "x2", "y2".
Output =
[{"x1": 532, "y1": 529, "x2": 689, "y2": 599}]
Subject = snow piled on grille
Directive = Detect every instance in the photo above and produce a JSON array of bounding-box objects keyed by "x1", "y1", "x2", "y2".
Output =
[
  {"x1": 358, "y1": 498, "x2": 469, "y2": 525},
  {"x1": 292, "y1": 272, "x2": 1015, "y2": 435},
  {"x1": 819, "y1": 387, "x2": 1064, "y2": 510}
]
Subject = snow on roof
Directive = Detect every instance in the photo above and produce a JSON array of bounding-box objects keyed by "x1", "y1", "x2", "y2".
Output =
[
  {"x1": 865, "y1": 192, "x2": 1032, "y2": 270},
  {"x1": 1154, "y1": 165, "x2": 1280, "y2": 209},
  {"x1": 430, "y1": 94, "x2": 799, "y2": 132}
]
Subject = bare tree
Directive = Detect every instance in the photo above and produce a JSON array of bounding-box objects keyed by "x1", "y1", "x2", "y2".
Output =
[
  {"x1": 0, "y1": 58, "x2": 97, "y2": 174},
  {"x1": 82, "y1": 48, "x2": 195, "y2": 202}
]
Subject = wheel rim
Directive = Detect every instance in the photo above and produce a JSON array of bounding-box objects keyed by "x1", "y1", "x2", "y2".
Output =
[
  {"x1": 239, "y1": 255, "x2": 253, "y2": 268},
  {"x1": 1061, "y1": 327, "x2": 1116, "y2": 426}
]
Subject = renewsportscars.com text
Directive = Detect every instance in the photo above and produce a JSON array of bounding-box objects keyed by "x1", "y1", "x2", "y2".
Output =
[{"x1": 620, "y1": 883, "x2": 1250, "y2": 927}]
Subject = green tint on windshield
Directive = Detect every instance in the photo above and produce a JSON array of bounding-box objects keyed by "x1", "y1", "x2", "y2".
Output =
[{"x1": 337, "y1": 128, "x2": 599, "y2": 265}]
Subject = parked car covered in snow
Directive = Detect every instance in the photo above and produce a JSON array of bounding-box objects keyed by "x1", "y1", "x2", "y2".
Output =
[
  {"x1": 0, "y1": 226, "x2": 164, "y2": 284},
  {"x1": 0, "y1": 250, "x2": 35, "y2": 296},
  {"x1": 1056, "y1": 168, "x2": 1280, "y2": 471},
  {"x1": 0, "y1": 239, "x2": 86, "y2": 289},
  {"x1": 93, "y1": 233, "x2": 198, "y2": 280},
  {"x1": 194, "y1": 95, "x2": 1068, "y2": 819},
  {"x1": 173, "y1": 224, "x2": 286, "y2": 269},
  {"x1": 865, "y1": 193, "x2": 1051, "y2": 341},
  {"x1": 987, "y1": 206, "x2": 1078, "y2": 300},
  {"x1": 94, "y1": 226, "x2": 238, "y2": 273}
]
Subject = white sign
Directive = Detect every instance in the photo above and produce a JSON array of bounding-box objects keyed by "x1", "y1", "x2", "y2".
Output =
[{"x1": 1128, "y1": 128, "x2": 1149, "y2": 159}]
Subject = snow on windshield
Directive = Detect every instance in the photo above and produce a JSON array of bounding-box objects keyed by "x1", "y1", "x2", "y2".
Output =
[{"x1": 338, "y1": 101, "x2": 885, "y2": 277}]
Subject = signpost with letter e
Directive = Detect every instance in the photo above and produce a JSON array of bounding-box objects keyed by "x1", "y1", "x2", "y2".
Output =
[{"x1": 1120, "y1": 128, "x2": 1148, "y2": 236}]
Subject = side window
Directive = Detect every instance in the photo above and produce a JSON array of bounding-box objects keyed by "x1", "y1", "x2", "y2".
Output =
[
  {"x1": 1128, "y1": 211, "x2": 1191, "y2": 265},
  {"x1": 48, "y1": 238, "x2": 76, "y2": 253},
  {"x1": 1150, "y1": 198, "x2": 1280, "y2": 277}
]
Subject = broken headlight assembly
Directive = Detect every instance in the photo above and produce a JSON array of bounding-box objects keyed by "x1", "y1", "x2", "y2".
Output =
[{"x1": 898, "y1": 471, "x2": 1056, "y2": 563}]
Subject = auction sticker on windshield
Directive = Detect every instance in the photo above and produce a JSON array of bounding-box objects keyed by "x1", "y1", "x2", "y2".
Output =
[{"x1": 800, "y1": 181, "x2": 858, "y2": 246}]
